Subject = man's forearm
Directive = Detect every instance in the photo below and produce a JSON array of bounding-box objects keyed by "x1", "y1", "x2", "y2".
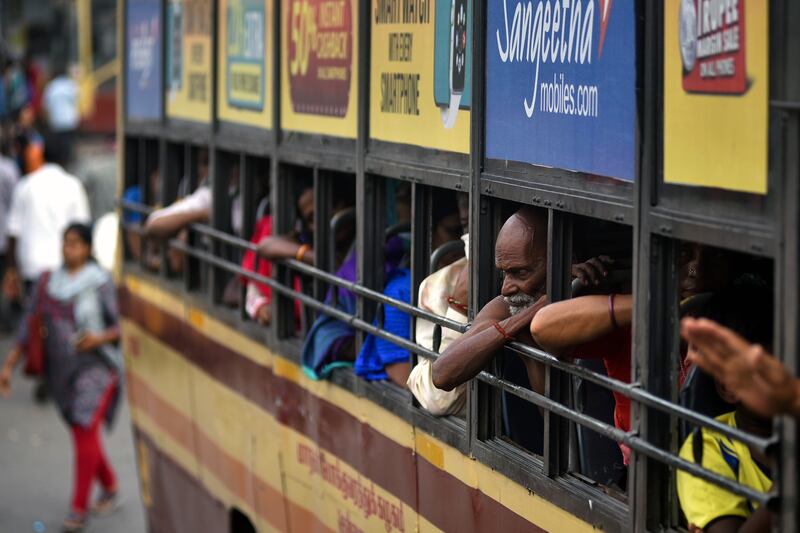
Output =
[
  {"x1": 433, "y1": 304, "x2": 540, "y2": 391},
  {"x1": 531, "y1": 295, "x2": 632, "y2": 355},
  {"x1": 144, "y1": 209, "x2": 208, "y2": 239}
]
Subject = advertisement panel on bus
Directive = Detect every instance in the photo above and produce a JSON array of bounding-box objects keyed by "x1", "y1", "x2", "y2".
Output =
[
  {"x1": 369, "y1": 0, "x2": 472, "y2": 154},
  {"x1": 126, "y1": 0, "x2": 162, "y2": 122},
  {"x1": 217, "y1": 0, "x2": 273, "y2": 129},
  {"x1": 663, "y1": 0, "x2": 768, "y2": 194},
  {"x1": 166, "y1": 0, "x2": 213, "y2": 124},
  {"x1": 280, "y1": 0, "x2": 358, "y2": 139},
  {"x1": 485, "y1": 0, "x2": 638, "y2": 182}
]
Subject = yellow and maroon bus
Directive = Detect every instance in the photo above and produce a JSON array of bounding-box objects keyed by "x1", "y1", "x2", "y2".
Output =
[{"x1": 118, "y1": 0, "x2": 800, "y2": 531}]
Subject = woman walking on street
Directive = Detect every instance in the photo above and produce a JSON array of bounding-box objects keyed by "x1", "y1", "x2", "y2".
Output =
[{"x1": 0, "y1": 223, "x2": 123, "y2": 532}]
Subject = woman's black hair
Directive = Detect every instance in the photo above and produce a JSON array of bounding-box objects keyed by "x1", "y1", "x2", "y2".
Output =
[
  {"x1": 701, "y1": 284, "x2": 773, "y2": 349},
  {"x1": 64, "y1": 222, "x2": 93, "y2": 250}
]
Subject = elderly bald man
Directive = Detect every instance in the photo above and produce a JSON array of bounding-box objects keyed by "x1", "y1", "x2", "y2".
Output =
[{"x1": 432, "y1": 207, "x2": 548, "y2": 395}]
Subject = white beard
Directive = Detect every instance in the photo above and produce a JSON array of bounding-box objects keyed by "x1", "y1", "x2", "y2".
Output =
[{"x1": 504, "y1": 293, "x2": 536, "y2": 316}]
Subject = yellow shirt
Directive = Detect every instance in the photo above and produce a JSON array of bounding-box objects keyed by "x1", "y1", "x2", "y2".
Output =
[{"x1": 676, "y1": 412, "x2": 772, "y2": 529}]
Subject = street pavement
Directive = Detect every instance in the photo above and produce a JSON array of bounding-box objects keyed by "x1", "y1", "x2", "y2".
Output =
[{"x1": 0, "y1": 334, "x2": 146, "y2": 533}]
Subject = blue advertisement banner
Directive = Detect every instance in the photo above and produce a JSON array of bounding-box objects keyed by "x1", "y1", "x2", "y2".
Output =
[
  {"x1": 485, "y1": 0, "x2": 637, "y2": 181},
  {"x1": 126, "y1": 0, "x2": 163, "y2": 121}
]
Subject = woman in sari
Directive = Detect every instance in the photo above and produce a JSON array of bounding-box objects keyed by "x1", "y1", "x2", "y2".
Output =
[{"x1": 0, "y1": 223, "x2": 123, "y2": 532}]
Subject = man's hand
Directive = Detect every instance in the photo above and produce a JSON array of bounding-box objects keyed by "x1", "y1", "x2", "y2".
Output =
[
  {"x1": 256, "y1": 304, "x2": 272, "y2": 326},
  {"x1": 2, "y1": 267, "x2": 21, "y2": 301},
  {"x1": 682, "y1": 317, "x2": 800, "y2": 418},
  {"x1": 572, "y1": 256, "x2": 614, "y2": 286}
]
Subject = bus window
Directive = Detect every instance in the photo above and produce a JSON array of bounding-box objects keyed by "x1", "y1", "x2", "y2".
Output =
[
  {"x1": 211, "y1": 149, "x2": 243, "y2": 308},
  {"x1": 667, "y1": 240, "x2": 774, "y2": 531},
  {"x1": 238, "y1": 154, "x2": 271, "y2": 324},
  {"x1": 560, "y1": 216, "x2": 633, "y2": 492},
  {"x1": 265, "y1": 164, "x2": 316, "y2": 341},
  {"x1": 409, "y1": 186, "x2": 469, "y2": 415},
  {"x1": 291, "y1": 170, "x2": 358, "y2": 376}
]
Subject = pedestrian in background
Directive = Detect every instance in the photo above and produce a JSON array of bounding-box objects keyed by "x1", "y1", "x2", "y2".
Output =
[
  {"x1": 43, "y1": 62, "x2": 79, "y2": 155},
  {"x1": 3, "y1": 134, "x2": 90, "y2": 303},
  {"x1": 0, "y1": 223, "x2": 123, "y2": 532}
]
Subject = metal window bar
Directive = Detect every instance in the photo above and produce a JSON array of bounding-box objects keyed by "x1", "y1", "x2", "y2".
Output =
[
  {"x1": 120, "y1": 198, "x2": 779, "y2": 506},
  {"x1": 166, "y1": 236, "x2": 777, "y2": 508},
  {"x1": 120, "y1": 198, "x2": 776, "y2": 451}
]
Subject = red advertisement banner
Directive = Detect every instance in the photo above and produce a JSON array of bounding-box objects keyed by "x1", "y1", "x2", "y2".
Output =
[
  {"x1": 286, "y1": 0, "x2": 353, "y2": 116},
  {"x1": 679, "y1": 0, "x2": 747, "y2": 94}
]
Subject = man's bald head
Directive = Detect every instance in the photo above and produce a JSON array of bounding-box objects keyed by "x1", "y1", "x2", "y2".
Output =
[
  {"x1": 495, "y1": 207, "x2": 548, "y2": 312},
  {"x1": 496, "y1": 207, "x2": 548, "y2": 254}
]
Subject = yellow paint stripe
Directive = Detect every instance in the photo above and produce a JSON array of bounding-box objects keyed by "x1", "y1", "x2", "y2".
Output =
[{"x1": 124, "y1": 276, "x2": 596, "y2": 531}]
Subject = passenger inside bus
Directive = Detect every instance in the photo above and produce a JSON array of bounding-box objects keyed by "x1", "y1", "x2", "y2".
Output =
[
  {"x1": 122, "y1": 168, "x2": 161, "y2": 271},
  {"x1": 143, "y1": 149, "x2": 210, "y2": 241},
  {"x1": 355, "y1": 188, "x2": 463, "y2": 387},
  {"x1": 256, "y1": 184, "x2": 315, "y2": 265},
  {"x1": 300, "y1": 181, "x2": 411, "y2": 380},
  {"x1": 431, "y1": 207, "x2": 548, "y2": 397},
  {"x1": 676, "y1": 286, "x2": 774, "y2": 533},
  {"x1": 409, "y1": 192, "x2": 470, "y2": 416}
]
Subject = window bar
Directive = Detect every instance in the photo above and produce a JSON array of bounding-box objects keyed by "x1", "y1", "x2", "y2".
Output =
[
  {"x1": 544, "y1": 209, "x2": 573, "y2": 477},
  {"x1": 147, "y1": 213, "x2": 775, "y2": 452},
  {"x1": 169, "y1": 237, "x2": 777, "y2": 508}
]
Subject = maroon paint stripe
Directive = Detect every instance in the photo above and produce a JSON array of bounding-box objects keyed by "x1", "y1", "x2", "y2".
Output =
[
  {"x1": 121, "y1": 287, "x2": 536, "y2": 532},
  {"x1": 416, "y1": 455, "x2": 545, "y2": 533},
  {"x1": 120, "y1": 287, "x2": 417, "y2": 507}
]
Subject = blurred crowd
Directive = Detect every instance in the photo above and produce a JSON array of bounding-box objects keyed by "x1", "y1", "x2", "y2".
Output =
[{"x1": 0, "y1": 48, "x2": 118, "y2": 334}]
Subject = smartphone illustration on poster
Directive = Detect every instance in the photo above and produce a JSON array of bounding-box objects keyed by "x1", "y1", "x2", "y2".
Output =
[{"x1": 433, "y1": 0, "x2": 471, "y2": 127}]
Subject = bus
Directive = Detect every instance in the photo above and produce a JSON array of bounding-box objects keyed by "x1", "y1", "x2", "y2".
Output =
[{"x1": 118, "y1": 0, "x2": 799, "y2": 531}]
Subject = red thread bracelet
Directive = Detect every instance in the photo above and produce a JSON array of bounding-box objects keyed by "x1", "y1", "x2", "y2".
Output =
[
  {"x1": 493, "y1": 322, "x2": 516, "y2": 342},
  {"x1": 608, "y1": 293, "x2": 619, "y2": 330}
]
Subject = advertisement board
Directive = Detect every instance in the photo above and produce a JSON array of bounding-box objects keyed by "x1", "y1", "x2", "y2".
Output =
[
  {"x1": 663, "y1": 0, "x2": 768, "y2": 194},
  {"x1": 280, "y1": 0, "x2": 358, "y2": 138},
  {"x1": 485, "y1": 0, "x2": 638, "y2": 182},
  {"x1": 126, "y1": 0, "x2": 162, "y2": 121},
  {"x1": 166, "y1": 0, "x2": 212, "y2": 124},
  {"x1": 217, "y1": 0, "x2": 273, "y2": 129},
  {"x1": 369, "y1": 0, "x2": 472, "y2": 154}
]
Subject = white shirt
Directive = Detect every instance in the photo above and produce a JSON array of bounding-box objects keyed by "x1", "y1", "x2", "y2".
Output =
[
  {"x1": 43, "y1": 76, "x2": 80, "y2": 132},
  {"x1": 407, "y1": 234, "x2": 470, "y2": 417},
  {"x1": 6, "y1": 164, "x2": 90, "y2": 280}
]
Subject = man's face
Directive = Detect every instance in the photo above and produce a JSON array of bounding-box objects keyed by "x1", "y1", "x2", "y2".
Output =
[
  {"x1": 298, "y1": 188, "x2": 315, "y2": 233},
  {"x1": 495, "y1": 225, "x2": 547, "y2": 315},
  {"x1": 679, "y1": 243, "x2": 737, "y2": 299}
]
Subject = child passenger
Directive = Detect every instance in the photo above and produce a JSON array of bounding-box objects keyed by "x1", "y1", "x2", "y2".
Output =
[{"x1": 677, "y1": 286, "x2": 773, "y2": 533}]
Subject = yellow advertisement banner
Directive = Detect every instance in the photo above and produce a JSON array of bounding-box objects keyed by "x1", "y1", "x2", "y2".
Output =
[
  {"x1": 663, "y1": 0, "x2": 768, "y2": 194},
  {"x1": 280, "y1": 0, "x2": 358, "y2": 139},
  {"x1": 369, "y1": 0, "x2": 471, "y2": 153},
  {"x1": 217, "y1": 0, "x2": 274, "y2": 129},
  {"x1": 166, "y1": 0, "x2": 213, "y2": 123}
]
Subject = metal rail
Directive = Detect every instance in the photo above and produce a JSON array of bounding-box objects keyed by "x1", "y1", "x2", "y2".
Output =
[
  {"x1": 122, "y1": 199, "x2": 776, "y2": 500},
  {"x1": 171, "y1": 239, "x2": 775, "y2": 505}
]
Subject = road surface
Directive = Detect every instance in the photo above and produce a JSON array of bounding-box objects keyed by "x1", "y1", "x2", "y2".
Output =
[{"x1": 0, "y1": 334, "x2": 146, "y2": 532}]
